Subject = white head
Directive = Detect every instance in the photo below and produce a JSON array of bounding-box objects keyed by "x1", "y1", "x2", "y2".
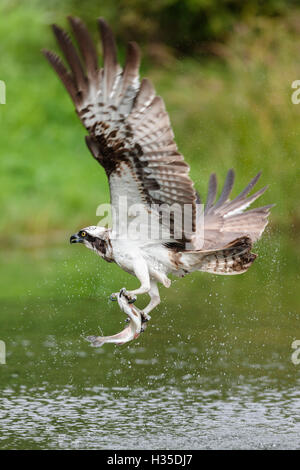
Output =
[{"x1": 70, "y1": 226, "x2": 113, "y2": 260}]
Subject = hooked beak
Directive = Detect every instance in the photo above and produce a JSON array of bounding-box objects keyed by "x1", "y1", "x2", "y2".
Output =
[{"x1": 70, "y1": 233, "x2": 83, "y2": 244}]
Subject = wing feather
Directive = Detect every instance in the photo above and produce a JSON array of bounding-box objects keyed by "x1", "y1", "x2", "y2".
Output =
[
  {"x1": 44, "y1": 17, "x2": 197, "y2": 242},
  {"x1": 193, "y1": 173, "x2": 274, "y2": 250},
  {"x1": 98, "y1": 17, "x2": 121, "y2": 102},
  {"x1": 44, "y1": 16, "x2": 272, "y2": 249},
  {"x1": 212, "y1": 168, "x2": 235, "y2": 211},
  {"x1": 67, "y1": 16, "x2": 98, "y2": 81},
  {"x1": 204, "y1": 173, "x2": 217, "y2": 215},
  {"x1": 42, "y1": 49, "x2": 77, "y2": 101},
  {"x1": 51, "y1": 24, "x2": 87, "y2": 95}
]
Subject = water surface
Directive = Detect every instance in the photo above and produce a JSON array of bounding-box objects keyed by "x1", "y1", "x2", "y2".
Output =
[{"x1": 0, "y1": 240, "x2": 299, "y2": 449}]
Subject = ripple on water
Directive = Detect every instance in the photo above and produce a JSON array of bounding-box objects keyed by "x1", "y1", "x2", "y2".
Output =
[{"x1": 0, "y1": 383, "x2": 299, "y2": 450}]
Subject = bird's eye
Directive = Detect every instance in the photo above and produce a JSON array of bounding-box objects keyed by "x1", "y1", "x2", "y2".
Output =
[{"x1": 81, "y1": 231, "x2": 86, "y2": 237}]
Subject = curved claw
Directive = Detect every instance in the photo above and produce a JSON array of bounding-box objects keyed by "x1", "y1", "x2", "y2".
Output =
[
  {"x1": 117, "y1": 289, "x2": 133, "y2": 314},
  {"x1": 117, "y1": 287, "x2": 137, "y2": 305},
  {"x1": 142, "y1": 313, "x2": 151, "y2": 323}
]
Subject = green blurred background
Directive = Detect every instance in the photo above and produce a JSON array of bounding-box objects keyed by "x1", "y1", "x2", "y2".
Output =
[
  {"x1": 0, "y1": 0, "x2": 299, "y2": 450},
  {"x1": 1, "y1": 0, "x2": 299, "y2": 247}
]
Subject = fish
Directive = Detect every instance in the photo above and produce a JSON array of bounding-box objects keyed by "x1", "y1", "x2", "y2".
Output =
[{"x1": 86, "y1": 289, "x2": 147, "y2": 347}]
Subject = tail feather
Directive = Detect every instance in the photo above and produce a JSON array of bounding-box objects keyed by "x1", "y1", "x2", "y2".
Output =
[{"x1": 200, "y1": 236, "x2": 257, "y2": 275}]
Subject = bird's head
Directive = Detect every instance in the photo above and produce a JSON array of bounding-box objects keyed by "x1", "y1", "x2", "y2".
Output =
[{"x1": 70, "y1": 226, "x2": 113, "y2": 261}]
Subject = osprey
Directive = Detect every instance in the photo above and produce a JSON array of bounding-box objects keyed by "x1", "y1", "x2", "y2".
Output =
[{"x1": 43, "y1": 17, "x2": 273, "y2": 341}]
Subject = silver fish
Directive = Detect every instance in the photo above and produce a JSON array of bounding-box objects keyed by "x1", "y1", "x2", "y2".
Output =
[{"x1": 86, "y1": 289, "x2": 147, "y2": 347}]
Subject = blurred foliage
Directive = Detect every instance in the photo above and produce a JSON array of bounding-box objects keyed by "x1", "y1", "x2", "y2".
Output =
[{"x1": 16, "y1": 0, "x2": 299, "y2": 55}]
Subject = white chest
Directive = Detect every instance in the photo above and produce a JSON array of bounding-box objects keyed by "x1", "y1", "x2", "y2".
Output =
[
  {"x1": 110, "y1": 238, "x2": 139, "y2": 273},
  {"x1": 110, "y1": 237, "x2": 173, "y2": 277}
]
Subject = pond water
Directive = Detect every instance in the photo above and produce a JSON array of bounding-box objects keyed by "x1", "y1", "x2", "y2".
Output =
[{"x1": 0, "y1": 237, "x2": 299, "y2": 449}]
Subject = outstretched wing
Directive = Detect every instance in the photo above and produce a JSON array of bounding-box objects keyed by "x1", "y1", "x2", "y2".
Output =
[
  {"x1": 43, "y1": 16, "x2": 197, "y2": 243},
  {"x1": 191, "y1": 169, "x2": 273, "y2": 250}
]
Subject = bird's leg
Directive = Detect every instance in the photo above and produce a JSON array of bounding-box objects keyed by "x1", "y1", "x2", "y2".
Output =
[
  {"x1": 141, "y1": 281, "x2": 160, "y2": 322},
  {"x1": 110, "y1": 257, "x2": 151, "y2": 311},
  {"x1": 123, "y1": 281, "x2": 160, "y2": 325},
  {"x1": 126, "y1": 257, "x2": 151, "y2": 298}
]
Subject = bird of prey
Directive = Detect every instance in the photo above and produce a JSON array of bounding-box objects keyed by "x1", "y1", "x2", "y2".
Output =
[{"x1": 43, "y1": 16, "x2": 272, "y2": 335}]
